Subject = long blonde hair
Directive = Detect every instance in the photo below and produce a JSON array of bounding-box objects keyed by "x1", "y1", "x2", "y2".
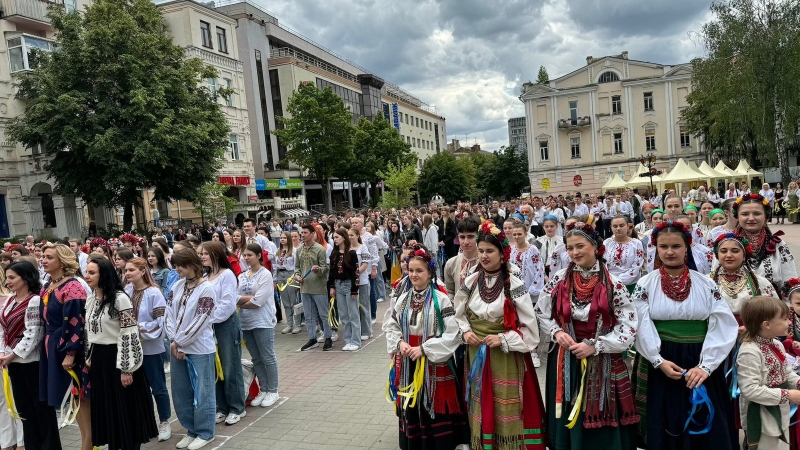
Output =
[{"x1": 42, "y1": 243, "x2": 80, "y2": 277}]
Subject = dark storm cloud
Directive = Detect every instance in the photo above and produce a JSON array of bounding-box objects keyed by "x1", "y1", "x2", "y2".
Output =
[{"x1": 565, "y1": 0, "x2": 713, "y2": 38}]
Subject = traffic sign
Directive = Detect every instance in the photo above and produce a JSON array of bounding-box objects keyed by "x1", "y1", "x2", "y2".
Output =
[{"x1": 542, "y1": 178, "x2": 550, "y2": 190}]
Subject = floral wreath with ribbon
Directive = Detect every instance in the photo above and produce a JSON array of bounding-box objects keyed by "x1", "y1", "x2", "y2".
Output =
[
  {"x1": 107, "y1": 238, "x2": 121, "y2": 247},
  {"x1": 711, "y1": 232, "x2": 754, "y2": 259},
  {"x1": 6, "y1": 243, "x2": 23, "y2": 252},
  {"x1": 119, "y1": 233, "x2": 138, "y2": 244},
  {"x1": 732, "y1": 193, "x2": 772, "y2": 221},
  {"x1": 476, "y1": 221, "x2": 511, "y2": 263},
  {"x1": 404, "y1": 243, "x2": 437, "y2": 272},
  {"x1": 651, "y1": 220, "x2": 693, "y2": 245},
  {"x1": 565, "y1": 221, "x2": 605, "y2": 258},
  {"x1": 782, "y1": 278, "x2": 800, "y2": 300},
  {"x1": 89, "y1": 237, "x2": 111, "y2": 255}
]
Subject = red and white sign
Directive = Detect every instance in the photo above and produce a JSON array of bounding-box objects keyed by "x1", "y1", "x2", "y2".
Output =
[
  {"x1": 573, "y1": 175, "x2": 582, "y2": 187},
  {"x1": 249, "y1": 195, "x2": 259, "y2": 201},
  {"x1": 218, "y1": 176, "x2": 251, "y2": 186}
]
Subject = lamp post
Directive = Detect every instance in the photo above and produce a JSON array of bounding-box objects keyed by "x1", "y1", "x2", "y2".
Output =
[{"x1": 638, "y1": 154, "x2": 662, "y2": 194}]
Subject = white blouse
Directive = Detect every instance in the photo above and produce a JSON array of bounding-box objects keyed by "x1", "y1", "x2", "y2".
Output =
[
  {"x1": 86, "y1": 291, "x2": 144, "y2": 373},
  {"x1": 123, "y1": 285, "x2": 167, "y2": 356},
  {"x1": 692, "y1": 224, "x2": 708, "y2": 247},
  {"x1": 603, "y1": 238, "x2": 645, "y2": 286},
  {"x1": 713, "y1": 270, "x2": 777, "y2": 315},
  {"x1": 353, "y1": 244, "x2": 371, "y2": 286},
  {"x1": 691, "y1": 243, "x2": 716, "y2": 275},
  {"x1": 207, "y1": 269, "x2": 238, "y2": 324},
  {"x1": 166, "y1": 279, "x2": 216, "y2": 355},
  {"x1": 537, "y1": 235, "x2": 561, "y2": 272},
  {"x1": 0, "y1": 295, "x2": 44, "y2": 363},
  {"x1": 237, "y1": 267, "x2": 276, "y2": 330},
  {"x1": 535, "y1": 264, "x2": 637, "y2": 355},
  {"x1": 509, "y1": 244, "x2": 545, "y2": 299},
  {"x1": 274, "y1": 248, "x2": 296, "y2": 274},
  {"x1": 633, "y1": 270, "x2": 737, "y2": 374},
  {"x1": 548, "y1": 242, "x2": 571, "y2": 275},
  {"x1": 383, "y1": 288, "x2": 461, "y2": 364},
  {"x1": 454, "y1": 272, "x2": 539, "y2": 354}
]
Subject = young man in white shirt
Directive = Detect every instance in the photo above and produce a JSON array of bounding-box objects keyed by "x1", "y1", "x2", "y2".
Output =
[
  {"x1": 242, "y1": 218, "x2": 277, "y2": 260},
  {"x1": 572, "y1": 196, "x2": 589, "y2": 216},
  {"x1": 68, "y1": 238, "x2": 88, "y2": 276}
]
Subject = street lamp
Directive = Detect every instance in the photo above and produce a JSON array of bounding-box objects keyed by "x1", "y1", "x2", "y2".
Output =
[{"x1": 638, "y1": 154, "x2": 662, "y2": 194}]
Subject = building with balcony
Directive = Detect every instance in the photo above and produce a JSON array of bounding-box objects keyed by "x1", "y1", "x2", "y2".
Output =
[
  {"x1": 0, "y1": 0, "x2": 87, "y2": 239},
  {"x1": 215, "y1": 0, "x2": 447, "y2": 211},
  {"x1": 520, "y1": 51, "x2": 701, "y2": 196},
  {"x1": 507, "y1": 116, "x2": 527, "y2": 155}
]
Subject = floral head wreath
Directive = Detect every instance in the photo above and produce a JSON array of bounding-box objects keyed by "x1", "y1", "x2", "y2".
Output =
[
  {"x1": 120, "y1": 233, "x2": 138, "y2": 244},
  {"x1": 107, "y1": 238, "x2": 120, "y2": 246},
  {"x1": 6, "y1": 243, "x2": 23, "y2": 252},
  {"x1": 565, "y1": 221, "x2": 605, "y2": 258},
  {"x1": 782, "y1": 278, "x2": 800, "y2": 299},
  {"x1": 712, "y1": 232, "x2": 753, "y2": 258},
  {"x1": 476, "y1": 221, "x2": 511, "y2": 263},
  {"x1": 89, "y1": 237, "x2": 110, "y2": 254},
  {"x1": 733, "y1": 193, "x2": 772, "y2": 220},
  {"x1": 404, "y1": 244, "x2": 437, "y2": 271},
  {"x1": 651, "y1": 220, "x2": 693, "y2": 245}
]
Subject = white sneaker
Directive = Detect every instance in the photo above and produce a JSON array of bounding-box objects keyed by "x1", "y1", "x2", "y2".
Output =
[
  {"x1": 377, "y1": 297, "x2": 386, "y2": 303},
  {"x1": 360, "y1": 335, "x2": 370, "y2": 341},
  {"x1": 281, "y1": 326, "x2": 292, "y2": 334},
  {"x1": 531, "y1": 353, "x2": 541, "y2": 368},
  {"x1": 291, "y1": 326, "x2": 301, "y2": 334},
  {"x1": 214, "y1": 412, "x2": 225, "y2": 424},
  {"x1": 261, "y1": 392, "x2": 279, "y2": 407},
  {"x1": 224, "y1": 410, "x2": 246, "y2": 425},
  {"x1": 176, "y1": 435, "x2": 194, "y2": 449},
  {"x1": 331, "y1": 332, "x2": 339, "y2": 342},
  {"x1": 158, "y1": 420, "x2": 172, "y2": 442},
  {"x1": 251, "y1": 392, "x2": 267, "y2": 407},
  {"x1": 164, "y1": 362, "x2": 170, "y2": 374},
  {"x1": 371, "y1": 318, "x2": 377, "y2": 324},
  {"x1": 316, "y1": 335, "x2": 325, "y2": 343},
  {"x1": 342, "y1": 343, "x2": 358, "y2": 351},
  {"x1": 187, "y1": 437, "x2": 215, "y2": 450}
]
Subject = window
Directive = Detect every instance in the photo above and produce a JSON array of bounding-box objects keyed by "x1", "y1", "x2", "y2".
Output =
[
  {"x1": 569, "y1": 101, "x2": 578, "y2": 121},
  {"x1": 407, "y1": 136, "x2": 410, "y2": 144},
  {"x1": 412, "y1": 138, "x2": 416, "y2": 147},
  {"x1": 229, "y1": 134, "x2": 240, "y2": 160},
  {"x1": 614, "y1": 133, "x2": 623, "y2": 154},
  {"x1": 207, "y1": 77, "x2": 217, "y2": 96},
  {"x1": 216, "y1": 27, "x2": 228, "y2": 53},
  {"x1": 539, "y1": 141, "x2": 549, "y2": 161},
  {"x1": 224, "y1": 78, "x2": 233, "y2": 106},
  {"x1": 570, "y1": 137, "x2": 580, "y2": 159},
  {"x1": 680, "y1": 127, "x2": 691, "y2": 147},
  {"x1": 612, "y1": 95, "x2": 622, "y2": 114},
  {"x1": 200, "y1": 21, "x2": 213, "y2": 48},
  {"x1": 645, "y1": 129, "x2": 656, "y2": 151},
  {"x1": 644, "y1": 92, "x2": 654, "y2": 111},
  {"x1": 599, "y1": 71, "x2": 620, "y2": 83},
  {"x1": 405, "y1": 114, "x2": 409, "y2": 124},
  {"x1": 64, "y1": 0, "x2": 77, "y2": 13},
  {"x1": 416, "y1": 117, "x2": 419, "y2": 127},
  {"x1": 8, "y1": 36, "x2": 54, "y2": 73}
]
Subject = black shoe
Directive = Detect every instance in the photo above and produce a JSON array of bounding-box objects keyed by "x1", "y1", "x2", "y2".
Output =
[
  {"x1": 323, "y1": 338, "x2": 333, "y2": 351},
  {"x1": 300, "y1": 339, "x2": 318, "y2": 351}
]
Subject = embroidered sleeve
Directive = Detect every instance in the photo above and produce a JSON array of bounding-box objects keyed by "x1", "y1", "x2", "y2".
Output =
[
  {"x1": 13, "y1": 296, "x2": 45, "y2": 359},
  {"x1": 700, "y1": 285, "x2": 738, "y2": 373},
  {"x1": 535, "y1": 273, "x2": 563, "y2": 338},
  {"x1": 441, "y1": 306, "x2": 455, "y2": 318},
  {"x1": 172, "y1": 286, "x2": 215, "y2": 349},
  {"x1": 632, "y1": 281, "x2": 665, "y2": 368},
  {"x1": 597, "y1": 279, "x2": 637, "y2": 353},
  {"x1": 420, "y1": 293, "x2": 464, "y2": 363},
  {"x1": 57, "y1": 281, "x2": 87, "y2": 357},
  {"x1": 139, "y1": 289, "x2": 167, "y2": 342},
  {"x1": 382, "y1": 294, "x2": 405, "y2": 355}
]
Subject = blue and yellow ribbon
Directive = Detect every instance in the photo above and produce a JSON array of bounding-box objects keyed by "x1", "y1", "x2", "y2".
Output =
[
  {"x1": 566, "y1": 358, "x2": 588, "y2": 429},
  {"x1": 58, "y1": 368, "x2": 82, "y2": 429},
  {"x1": 397, "y1": 355, "x2": 426, "y2": 409},
  {"x1": 186, "y1": 357, "x2": 200, "y2": 408},
  {"x1": 385, "y1": 360, "x2": 398, "y2": 403},
  {"x1": 214, "y1": 346, "x2": 224, "y2": 382},
  {"x1": 3, "y1": 369, "x2": 21, "y2": 420}
]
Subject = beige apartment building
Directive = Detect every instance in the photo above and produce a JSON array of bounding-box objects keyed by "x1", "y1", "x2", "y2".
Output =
[{"x1": 520, "y1": 52, "x2": 702, "y2": 196}]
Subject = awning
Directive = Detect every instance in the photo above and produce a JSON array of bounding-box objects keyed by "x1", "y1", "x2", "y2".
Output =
[{"x1": 279, "y1": 208, "x2": 310, "y2": 218}]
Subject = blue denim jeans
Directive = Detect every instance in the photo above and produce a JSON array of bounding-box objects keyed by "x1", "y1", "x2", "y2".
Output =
[
  {"x1": 142, "y1": 353, "x2": 171, "y2": 422},
  {"x1": 172, "y1": 353, "x2": 215, "y2": 440},
  {"x1": 376, "y1": 273, "x2": 386, "y2": 300},
  {"x1": 214, "y1": 314, "x2": 245, "y2": 415},
  {"x1": 243, "y1": 328, "x2": 279, "y2": 393},
  {"x1": 369, "y1": 277, "x2": 378, "y2": 320},
  {"x1": 335, "y1": 280, "x2": 360, "y2": 347},
  {"x1": 358, "y1": 283, "x2": 372, "y2": 337},
  {"x1": 301, "y1": 293, "x2": 331, "y2": 340}
]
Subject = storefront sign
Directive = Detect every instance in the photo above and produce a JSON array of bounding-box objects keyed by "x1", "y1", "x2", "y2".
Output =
[
  {"x1": 255, "y1": 179, "x2": 266, "y2": 190},
  {"x1": 392, "y1": 103, "x2": 400, "y2": 130},
  {"x1": 218, "y1": 176, "x2": 251, "y2": 186},
  {"x1": 260, "y1": 178, "x2": 303, "y2": 190}
]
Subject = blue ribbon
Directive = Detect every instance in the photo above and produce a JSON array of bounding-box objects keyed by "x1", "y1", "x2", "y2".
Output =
[
  {"x1": 387, "y1": 363, "x2": 398, "y2": 402},
  {"x1": 667, "y1": 371, "x2": 714, "y2": 436},
  {"x1": 791, "y1": 404, "x2": 799, "y2": 427},
  {"x1": 465, "y1": 343, "x2": 487, "y2": 403},
  {"x1": 724, "y1": 342, "x2": 741, "y2": 399},
  {"x1": 185, "y1": 357, "x2": 200, "y2": 409}
]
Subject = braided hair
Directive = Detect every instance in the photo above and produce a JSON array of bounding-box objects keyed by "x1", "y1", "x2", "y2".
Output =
[{"x1": 561, "y1": 222, "x2": 614, "y2": 325}]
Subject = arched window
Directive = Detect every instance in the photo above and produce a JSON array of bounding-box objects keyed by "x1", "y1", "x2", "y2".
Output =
[{"x1": 599, "y1": 71, "x2": 620, "y2": 83}]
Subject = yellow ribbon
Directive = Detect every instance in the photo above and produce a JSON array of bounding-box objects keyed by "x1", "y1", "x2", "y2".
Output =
[
  {"x1": 58, "y1": 368, "x2": 82, "y2": 429},
  {"x1": 215, "y1": 347, "x2": 225, "y2": 382},
  {"x1": 566, "y1": 358, "x2": 588, "y2": 429},
  {"x1": 276, "y1": 279, "x2": 297, "y2": 292},
  {"x1": 3, "y1": 369, "x2": 21, "y2": 420},
  {"x1": 397, "y1": 356, "x2": 425, "y2": 409},
  {"x1": 328, "y1": 297, "x2": 340, "y2": 329}
]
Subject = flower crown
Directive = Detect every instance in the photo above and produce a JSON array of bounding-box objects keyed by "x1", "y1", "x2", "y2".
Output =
[
  {"x1": 120, "y1": 233, "x2": 138, "y2": 244},
  {"x1": 565, "y1": 221, "x2": 605, "y2": 258},
  {"x1": 405, "y1": 244, "x2": 437, "y2": 271},
  {"x1": 477, "y1": 221, "x2": 511, "y2": 263},
  {"x1": 90, "y1": 237, "x2": 110, "y2": 253},
  {"x1": 651, "y1": 220, "x2": 693, "y2": 245},
  {"x1": 108, "y1": 238, "x2": 120, "y2": 246},
  {"x1": 733, "y1": 194, "x2": 772, "y2": 219},
  {"x1": 712, "y1": 232, "x2": 753, "y2": 258},
  {"x1": 6, "y1": 243, "x2": 23, "y2": 251},
  {"x1": 782, "y1": 278, "x2": 800, "y2": 298}
]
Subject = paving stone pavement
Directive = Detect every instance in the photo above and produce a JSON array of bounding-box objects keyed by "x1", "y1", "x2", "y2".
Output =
[{"x1": 56, "y1": 223, "x2": 800, "y2": 449}]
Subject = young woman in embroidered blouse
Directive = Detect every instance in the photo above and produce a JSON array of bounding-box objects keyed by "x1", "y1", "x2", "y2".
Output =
[
  {"x1": 123, "y1": 257, "x2": 172, "y2": 442},
  {"x1": 674, "y1": 215, "x2": 716, "y2": 276},
  {"x1": 198, "y1": 241, "x2": 246, "y2": 426},
  {"x1": 697, "y1": 201, "x2": 716, "y2": 241},
  {"x1": 237, "y1": 243, "x2": 279, "y2": 409},
  {"x1": 348, "y1": 228, "x2": 372, "y2": 344},
  {"x1": 275, "y1": 232, "x2": 300, "y2": 334},
  {"x1": 231, "y1": 230, "x2": 246, "y2": 268},
  {"x1": 604, "y1": 215, "x2": 645, "y2": 293},
  {"x1": 548, "y1": 216, "x2": 578, "y2": 276},
  {"x1": 114, "y1": 247, "x2": 134, "y2": 286},
  {"x1": 0, "y1": 262, "x2": 44, "y2": 450},
  {"x1": 40, "y1": 243, "x2": 92, "y2": 450},
  {"x1": 455, "y1": 222, "x2": 546, "y2": 450},
  {"x1": 165, "y1": 249, "x2": 217, "y2": 450},
  {"x1": 633, "y1": 221, "x2": 738, "y2": 450},
  {"x1": 709, "y1": 198, "x2": 738, "y2": 243},
  {"x1": 683, "y1": 205, "x2": 708, "y2": 247},
  {"x1": 84, "y1": 258, "x2": 157, "y2": 449},
  {"x1": 537, "y1": 215, "x2": 562, "y2": 280},
  {"x1": 384, "y1": 244, "x2": 468, "y2": 450},
  {"x1": 535, "y1": 221, "x2": 639, "y2": 450},
  {"x1": 711, "y1": 234, "x2": 777, "y2": 322}
]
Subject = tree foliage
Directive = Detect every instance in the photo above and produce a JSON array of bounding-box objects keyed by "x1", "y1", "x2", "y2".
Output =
[
  {"x1": 273, "y1": 82, "x2": 354, "y2": 212},
  {"x1": 351, "y1": 114, "x2": 416, "y2": 206},
  {"x1": 378, "y1": 163, "x2": 417, "y2": 210},
  {"x1": 193, "y1": 181, "x2": 236, "y2": 224},
  {"x1": 466, "y1": 152, "x2": 495, "y2": 200},
  {"x1": 682, "y1": 0, "x2": 800, "y2": 185},
  {"x1": 8, "y1": 0, "x2": 231, "y2": 230},
  {"x1": 482, "y1": 146, "x2": 529, "y2": 199},
  {"x1": 417, "y1": 153, "x2": 475, "y2": 203},
  {"x1": 536, "y1": 65, "x2": 550, "y2": 84}
]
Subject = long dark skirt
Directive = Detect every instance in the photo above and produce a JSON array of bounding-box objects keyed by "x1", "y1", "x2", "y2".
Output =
[
  {"x1": 89, "y1": 344, "x2": 158, "y2": 450},
  {"x1": 396, "y1": 358, "x2": 470, "y2": 450},
  {"x1": 643, "y1": 340, "x2": 737, "y2": 450},
  {"x1": 546, "y1": 348, "x2": 637, "y2": 450}
]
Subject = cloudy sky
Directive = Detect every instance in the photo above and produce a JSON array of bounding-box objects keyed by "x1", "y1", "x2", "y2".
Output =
[{"x1": 250, "y1": 0, "x2": 715, "y2": 151}]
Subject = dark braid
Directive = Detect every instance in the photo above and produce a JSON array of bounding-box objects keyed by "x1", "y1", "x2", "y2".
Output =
[{"x1": 501, "y1": 261, "x2": 512, "y2": 301}]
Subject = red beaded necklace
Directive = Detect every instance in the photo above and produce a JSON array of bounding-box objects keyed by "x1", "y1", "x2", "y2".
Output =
[
  {"x1": 572, "y1": 271, "x2": 599, "y2": 302},
  {"x1": 659, "y1": 266, "x2": 691, "y2": 302}
]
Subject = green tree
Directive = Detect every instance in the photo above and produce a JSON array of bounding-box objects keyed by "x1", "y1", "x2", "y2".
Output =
[
  {"x1": 351, "y1": 114, "x2": 416, "y2": 206},
  {"x1": 466, "y1": 152, "x2": 496, "y2": 200},
  {"x1": 536, "y1": 65, "x2": 550, "y2": 84},
  {"x1": 482, "y1": 146, "x2": 529, "y2": 199},
  {"x1": 273, "y1": 82, "x2": 354, "y2": 213},
  {"x1": 378, "y1": 163, "x2": 417, "y2": 210},
  {"x1": 9, "y1": 0, "x2": 231, "y2": 231},
  {"x1": 418, "y1": 153, "x2": 474, "y2": 203},
  {"x1": 682, "y1": 0, "x2": 800, "y2": 185},
  {"x1": 193, "y1": 181, "x2": 236, "y2": 225}
]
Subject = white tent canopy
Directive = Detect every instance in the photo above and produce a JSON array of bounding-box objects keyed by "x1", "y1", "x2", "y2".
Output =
[
  {"x1": 697, "y1": 161, "x2": 730, "y2": 179},
  {"x1": 661, "y1": 158, "x2": 707, "y2": 183},
  {"x1": 603, "y1": 173, "x2": 627, "y2": 190},
  {"x1": 734, "y1": 160, "x2": 763, "y2": 177},
  {"x1": 714, "y1": 162, "x2": 738, "y2": 177},
  {"x1": 626, "y1": 163, "x2": 663, "y2": 187}
]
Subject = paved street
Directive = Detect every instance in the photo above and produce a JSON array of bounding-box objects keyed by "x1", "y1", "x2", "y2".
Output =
[{"x1": 57, "y1": 223, "x2": 800, "y2": 450}]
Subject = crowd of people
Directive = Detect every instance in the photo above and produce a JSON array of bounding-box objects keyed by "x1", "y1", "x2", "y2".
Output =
[{"x1": 0, "y1": 185, "x2": 798, "y2": 450}]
